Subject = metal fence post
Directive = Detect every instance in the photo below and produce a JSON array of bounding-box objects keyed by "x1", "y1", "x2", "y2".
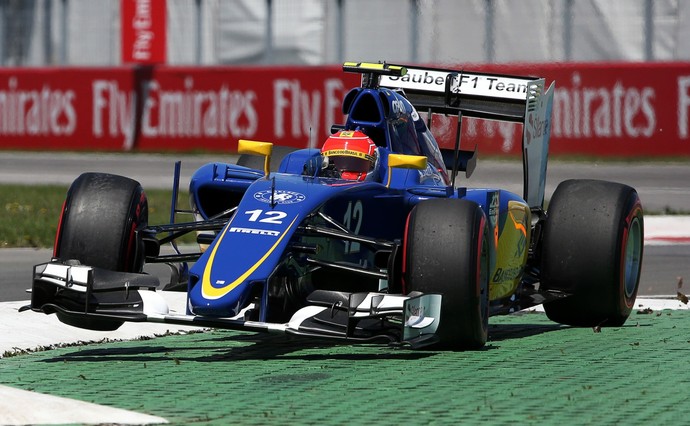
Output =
[
  {"x1": 43, "y1": 0, "x2": 53, "y2": 64},
  {"x1": 564, "y1": 0, "x2": 572, "y2": 61},
  {"x1": 0, "y1": 3, "x2": 5, "y2": 66},
  {"x1": 195, "y1": 0, "x2": 202, "y2": 64},
  {"x1": 410, "y1": 0, "x2": 419, "y2": 63},
  {"x1": 60, "y1": 0, "x2": 68, "y2": 65},
  {"x1": 484, "y1": 0, "x2": 494, "y2": 63},
  {"x1": 264, "y1": 0, "x2": 273, "y2": 64},
  {"x1": 644, "y1": 0, "x2": 653, "y2": 61}
]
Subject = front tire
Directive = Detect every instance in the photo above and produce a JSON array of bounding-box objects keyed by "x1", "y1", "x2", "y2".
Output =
[
  {"x1": 54, "y1": 172, "x2": 148, "y2": 272},
  {"x1": 403, "y1": 199, "x2": 490, "y2": 349},
  {"x1": 541, "y1": 179, "x2": 643, "y2": 327}
]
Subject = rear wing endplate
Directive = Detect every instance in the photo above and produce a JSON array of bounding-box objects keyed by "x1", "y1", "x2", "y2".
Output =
[{"x1": 353, "y1": 63, "x2": 555, "y2": 209}]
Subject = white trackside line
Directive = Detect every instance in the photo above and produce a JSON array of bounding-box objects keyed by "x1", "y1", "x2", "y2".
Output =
[
  {"x1": 644, "y1": 216, "x2": 690, "y2": 245},
  {"x1": 0, "y1": 292, "x2": 198, "y2": 358},
  {"x1": 0, "y1": 385, "x2": 167, "y2": 425}
]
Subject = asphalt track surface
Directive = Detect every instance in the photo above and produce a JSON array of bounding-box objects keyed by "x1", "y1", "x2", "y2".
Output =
[
  {"x1": 1, "y1": 151, "x2": 689, "y2": 212},
  {"x1": 1, "y1": 152, "x2": 690, "y2": 425}
]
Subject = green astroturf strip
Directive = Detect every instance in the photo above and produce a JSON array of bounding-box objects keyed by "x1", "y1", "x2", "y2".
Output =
[
  {"x1": 0, "y1": 184, "x2": 193, "y2": 248},
  {"x1": 1, "y1": 309, "x2": 688, "y2": 425}
]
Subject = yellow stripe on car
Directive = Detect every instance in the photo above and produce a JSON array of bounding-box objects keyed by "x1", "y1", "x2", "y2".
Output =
[{"x1": 201, "y1": 215, "x2": 300, "y2": 300}]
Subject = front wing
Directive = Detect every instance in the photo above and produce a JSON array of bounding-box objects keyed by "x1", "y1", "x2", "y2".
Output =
[{"x1": 28, "y1": 261, "x2": 442, "y2": 349}]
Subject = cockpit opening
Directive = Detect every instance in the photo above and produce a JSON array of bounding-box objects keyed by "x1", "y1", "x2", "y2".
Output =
[{"x1": 349, "y1": 92, "x2": 382, "y2": 123}]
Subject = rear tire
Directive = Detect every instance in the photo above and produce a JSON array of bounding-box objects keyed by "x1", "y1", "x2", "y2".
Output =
[
  {"x1": 541, "y1": 179, "x2": 643, "y2": 327},
  {"x1": 403, "y1": 199, "x2": 490, "y2": 349},
  {"x1": 55, "y1": 172, "x2": 148, "y2": 272}
]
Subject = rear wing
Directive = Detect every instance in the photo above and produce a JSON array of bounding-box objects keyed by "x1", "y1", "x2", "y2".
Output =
[{"x1": 343, "y1": 62, "x2": 555, "y2": 209}]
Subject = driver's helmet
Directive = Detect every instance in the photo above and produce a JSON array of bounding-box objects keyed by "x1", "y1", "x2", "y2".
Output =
[{"x1": 321, "y1": 130, "x2": 378, "y2": 181}]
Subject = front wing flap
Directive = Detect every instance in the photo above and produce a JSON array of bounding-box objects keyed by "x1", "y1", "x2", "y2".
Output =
[
  {"x1": 29, "y1": 261, "x2": 442, "y2": 349},
  {"x1": 287, "y1": 291, "x2": 442, "y2": 348}
]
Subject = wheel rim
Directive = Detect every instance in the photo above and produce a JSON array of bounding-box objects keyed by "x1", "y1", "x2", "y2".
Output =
[{"x1": 623, "y1": 216, "x2": 643, "y2": 298}]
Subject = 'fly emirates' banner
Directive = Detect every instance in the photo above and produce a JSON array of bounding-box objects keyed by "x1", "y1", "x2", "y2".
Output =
[{"x1": 0, "y1": 62, "x2": 688, "y2": 157}]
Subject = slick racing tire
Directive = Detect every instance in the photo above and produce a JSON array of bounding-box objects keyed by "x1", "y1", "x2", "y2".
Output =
[
  {"x1": 403, "y1": 199, "x2": 490, "y2": 350},
  {"x1": 540, "y1": 179, "x2": 644, "y2": 327},
  {"x1": 55, "y1": 172, "x2": 148, "y2": 273}
]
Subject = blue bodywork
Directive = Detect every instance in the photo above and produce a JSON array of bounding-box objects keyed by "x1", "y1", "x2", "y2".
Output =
[
  {"x1": 185, "y1": 86, "x2": 458, "y2": 319},
  {"x1": 182, "y1": 75, "x2": 538, "y2": 320}
]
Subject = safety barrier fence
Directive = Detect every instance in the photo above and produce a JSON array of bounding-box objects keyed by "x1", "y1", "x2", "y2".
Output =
[{"x1": 0, "y1": 62, "x2": 688, "y2": 157}]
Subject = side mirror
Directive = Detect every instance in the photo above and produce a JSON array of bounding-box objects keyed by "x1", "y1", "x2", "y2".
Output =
[
  {"x1": 238, "y1": 140, "x2": 273, "y2": 177},
  {"x1": 386, "y1": 154, "x2": 427, "y2": 187}
]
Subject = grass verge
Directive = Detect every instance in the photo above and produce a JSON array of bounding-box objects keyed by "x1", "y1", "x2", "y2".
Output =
[{"x1": 0, "y1": 184, "x2": 193, "y2": 248}]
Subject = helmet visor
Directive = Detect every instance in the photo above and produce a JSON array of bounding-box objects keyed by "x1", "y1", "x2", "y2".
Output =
[{"x1": 331, "y1": 155, "x2": 372, "y2": 174}]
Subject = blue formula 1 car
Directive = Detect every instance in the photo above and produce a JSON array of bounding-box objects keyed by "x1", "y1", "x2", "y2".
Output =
[{"x1": 27, "y1": 62, "x2": 644, "y2": 350}]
